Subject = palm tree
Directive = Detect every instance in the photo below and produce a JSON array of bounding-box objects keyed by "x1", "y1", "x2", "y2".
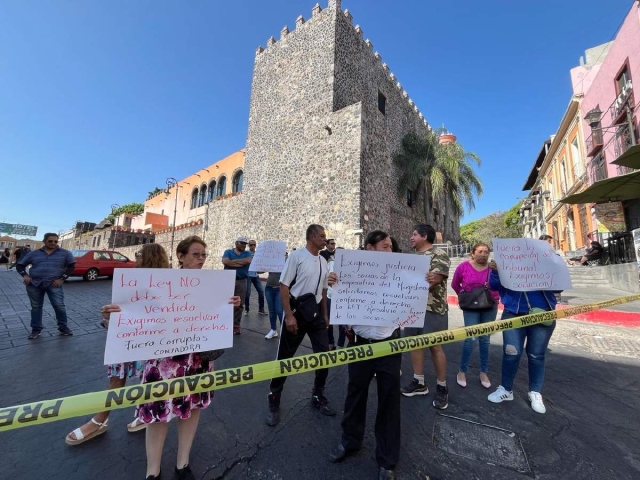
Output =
[{"x1": 393, "y1": 129, "x2": 483, "y2": 224}]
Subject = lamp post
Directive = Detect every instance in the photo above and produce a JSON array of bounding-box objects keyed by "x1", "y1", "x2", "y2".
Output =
[
  {"x1": 165, "y1": 178, "x2": 179, "y2": 266},
  {"x1": 111, "y1": 204, "x2": 120, "y2": 250}
]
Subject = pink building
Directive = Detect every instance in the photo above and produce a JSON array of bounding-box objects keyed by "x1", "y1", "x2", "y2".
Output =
[{"x1": 569, "y1": 2, "x2": 640, "y2": 234}]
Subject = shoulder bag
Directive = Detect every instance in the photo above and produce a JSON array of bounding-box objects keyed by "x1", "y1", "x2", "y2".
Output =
[
  {"x1": 458, "y1": 268, "x2": 495, "y2": 311},
  {"x1": 289, "y1": 258, "x2": 323, "y2": 324}
]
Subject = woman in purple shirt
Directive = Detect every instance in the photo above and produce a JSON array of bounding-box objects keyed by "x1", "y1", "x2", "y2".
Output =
[{"x1": 451, "y1": 243, "x2": 499, "y2": 389}]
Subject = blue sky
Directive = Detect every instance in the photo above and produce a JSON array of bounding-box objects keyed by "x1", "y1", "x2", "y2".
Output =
[{"x1": 0, "y1": 0, "x2": 633, "y2": 237}]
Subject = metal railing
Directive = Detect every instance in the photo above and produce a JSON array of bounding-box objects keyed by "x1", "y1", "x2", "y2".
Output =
[{"x1": 586, "y1": 129, "x2": 604, "y2": 156}]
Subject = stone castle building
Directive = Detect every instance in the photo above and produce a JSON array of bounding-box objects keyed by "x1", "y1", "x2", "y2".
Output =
[
  {"x1": 60, "y1": 0, "x2": 460, "y2": 263},
  {"x1": 200, "y1": 0, "x2": 458, "y2": 261}
]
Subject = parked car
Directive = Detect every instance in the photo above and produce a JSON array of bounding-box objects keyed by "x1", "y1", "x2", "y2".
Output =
[{"x1": 70, "y1": 250, "x2": 136, "y2": 281}]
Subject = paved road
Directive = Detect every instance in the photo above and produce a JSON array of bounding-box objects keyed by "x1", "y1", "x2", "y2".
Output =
[{"x1": 1, "y1": 271, "x2": 640, "y2": 479}]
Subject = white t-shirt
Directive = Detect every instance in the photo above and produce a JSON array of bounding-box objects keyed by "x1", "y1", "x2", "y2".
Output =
[
  {"x1": 279, "y1": 247, "x2": 329, "y2": 304},
  {"x1": 352, "y1": 325, "x2": 398, "y2": 341}
]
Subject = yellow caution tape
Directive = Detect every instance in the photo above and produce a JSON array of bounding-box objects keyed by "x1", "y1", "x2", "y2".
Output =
[{"x1": 1, "y1": 294, "x2": 639, "y2": 432}]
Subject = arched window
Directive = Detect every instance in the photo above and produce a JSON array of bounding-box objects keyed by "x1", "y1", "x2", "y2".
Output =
[
  {"x1": 190, "y1": 188, "x2": 198, "y2": 209},
  {"x1": 207, "y1": 181, "x2": 216, "y2": 202},
  {"x1": 232, "y1": 170, "x2": 244, "y2": 193},
  {"x1": 216, "y1": 176, "x2": 227, "y2": 197},
  {"x1": 198, "y1": 184, "x2": 207, "y2": 207}
]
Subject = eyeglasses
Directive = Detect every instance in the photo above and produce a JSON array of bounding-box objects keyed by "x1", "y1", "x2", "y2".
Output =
[
  {"x1": 135, "y1": 252, "x2": 142, "y2": 258},
  {"x1": 189, "y1": 253, "x2": 208, "y2": 259},
  {"x1": 249, "y1": 244, "x2": 256, "y2": 247},
  {"x1": 47, "y1": 240, "x2": 58, "y2": 244},
  {"x1": 328, "y1": 242, "x2": 336, "y2": 245}
]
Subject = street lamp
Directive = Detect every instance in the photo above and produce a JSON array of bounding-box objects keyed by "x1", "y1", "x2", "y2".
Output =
[
  {"x1": 165, "y1": 178, "x2": 179, "y2": 266},
  {"x1": 111, "y1": 204, "x2": 120, "y2": 250},
  {"x1": 584, "y1": 107, "x2": 603, "y2": 127}
]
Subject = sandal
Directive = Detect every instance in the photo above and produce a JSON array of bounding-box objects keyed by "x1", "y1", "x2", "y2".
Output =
[
  {"x1": 127, "y1": 417, "x2": 147, "y2": 433},
  {"x1": 65, "y1": 418, "x2": 108, "y2": 446}
]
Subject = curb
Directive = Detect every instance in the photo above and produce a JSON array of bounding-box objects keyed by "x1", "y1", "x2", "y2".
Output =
[{"x1": 447, "y1": 294, "x2": 640, "y2": 328}]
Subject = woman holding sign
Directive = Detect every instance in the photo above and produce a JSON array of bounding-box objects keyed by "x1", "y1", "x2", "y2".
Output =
[
  {"x1": 136, "y1": 236, "x2": 241, "y2": 480},
  {"x1": 65, "y1": 243, "x2": 169, "y2": 446},
  {"x1": 486, "y1": 259, "x2": 559, "y2": 414},
  {"x1": 327, "y1": 230, "x2": 401, "y2": 480},
  {"x1": 451, "y1": 243, "x2": 498, "y2": 389}
]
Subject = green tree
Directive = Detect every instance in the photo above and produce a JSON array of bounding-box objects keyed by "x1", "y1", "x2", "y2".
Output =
[
  {"x1": 394, "y1": 130, "x2": 483, "y2": 222},
  {"x1": 460, "y1": 203, "x2": 523, "y2": 246},
  {"x1": 147, "y1": 187, "x2": 163, "y2": 200},
  {"x1": 107, "y1": 203, "x2": 144, "y2": 223}
]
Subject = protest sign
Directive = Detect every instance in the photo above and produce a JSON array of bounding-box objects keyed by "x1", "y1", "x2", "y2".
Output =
[
  {"x1": 249, "y1": 241, "x2": 287, "y2": 272},
  {"x1": 330, "y1": 250, "x2": 430, "y2": 328},
  {"x1": 104, "y1": 268, "x2": 235, "y2": 364},
  {"x1": 492, "y1": 238, "x2": 572, "y2": 291}
]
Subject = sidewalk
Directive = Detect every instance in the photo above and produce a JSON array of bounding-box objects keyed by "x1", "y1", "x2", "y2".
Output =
[{"x1": 447, "y1": 285, "x2": 640, "y2": 327}]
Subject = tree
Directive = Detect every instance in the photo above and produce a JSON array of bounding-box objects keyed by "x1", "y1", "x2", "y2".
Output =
[
  {"x1": 107, "y1": 203, "x2": 144, "y2": 223},
  {"x1": 393, "y1": 130, "x2": 483, "y2": 224},
  {"x1": 147, "y1": 187, "x2": 163, "y2": 200},
  {"x1": 460, "y1": 203, "x2": 523, "y2": 246}
]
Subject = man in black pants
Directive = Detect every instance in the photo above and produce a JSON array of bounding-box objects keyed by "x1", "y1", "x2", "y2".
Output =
[
  {"x1": 266, "y1": 224, "x2": 335, "y2": 426},
  {"x1": 327, "y1": 230, "x2": 400, "y2": 480}
]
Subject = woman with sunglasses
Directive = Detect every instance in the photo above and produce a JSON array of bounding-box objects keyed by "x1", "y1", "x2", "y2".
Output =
[{"x1": 65, "y1": 243, "x2": 169, "y2": 446}]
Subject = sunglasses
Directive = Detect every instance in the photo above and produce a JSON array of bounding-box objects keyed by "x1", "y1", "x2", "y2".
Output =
[
  {"x1": 47, "y1": 240, "x2": 59, "y2": 244},
  {"x1": 249, "y1": 244, "x2": 256, "y2": 247},
  {"x1": 135, "y1": 251, "x2": 142, "y2": 258},
  {"x1": 189, "y1": 253, "x2": 208, "y2": 259}
]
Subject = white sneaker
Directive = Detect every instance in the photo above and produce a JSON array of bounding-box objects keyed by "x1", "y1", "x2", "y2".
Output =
[
  {"x1": 528, "y1": 391, "x2": 546, "y2": 414},
  {"x1": 488, "y1": 385, "x2": 514, "y2": 403},
  {"x1": 265, "y1": 329, "x2": 278, "y2": 339}
]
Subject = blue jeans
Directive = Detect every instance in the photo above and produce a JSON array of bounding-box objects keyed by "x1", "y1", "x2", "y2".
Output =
[
  {"x1": 500, "y1": 310, "x2": 556, "y2": 392},
  {"x1": 459, "y1": 305, "x2": 498, "y2": 373},
  {"x1": 265, "y1": 285, "x2": 283, "y2": 330},
  {"x1": 245, "y1": 276, "x2": 265, "y2": 311},
  {"x1": 26, "y1": 284, "x2": 69, "y2": 331}
]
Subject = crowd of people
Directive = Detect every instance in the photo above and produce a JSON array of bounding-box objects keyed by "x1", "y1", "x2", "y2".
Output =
[{"x1": 12, "y1": 225, "x2": 561, "y2": 480}]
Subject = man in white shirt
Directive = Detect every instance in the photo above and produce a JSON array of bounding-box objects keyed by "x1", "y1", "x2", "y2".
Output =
[{"x1": 266, "y1": 224, "x2": 335, "y2": 426}]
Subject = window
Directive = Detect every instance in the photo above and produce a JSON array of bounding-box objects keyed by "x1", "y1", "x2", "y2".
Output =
[
  {"x1": 208, "y1": 181, "x2": 216, "y2": 202},
  {"x1": 232, "y1": 170, "x2": 244, "y2": 193},
  {"x1": 406, "y1": 188, "x2": 413, "y2": 207},
  {"x1": 126, "y1": 235, "x2": 132, "y2": 246},
  {"x1": 616, "y1": 66, "x2": 630, "y2": 94},
  {"x1": 560, "y1": 158, "x2": 568, "y2": 194},
  {"x1": 113, "y1": 252, "x2": 128, "y2": 261},
  {"x1": 92, "y1": 236, "x2": 97, "y2": 247},
  {"x1": 571, "y1": 138, "x2": 583, "y2": 177},
  {"x1": 94, "y1": 252, "x2": 110, "y2": 260},
  {"x1": 378, "y1": 91, "x2": 386, "y2": 115},
  {"x1": 190, "y1": 188, "x2": 198, "y2": 209},
  {"x1": 198, "y1": 185, "x2": 207, "y2": 207},
  {"x1": 217, "y1": 176, "x2": 227, "y2": 197},
  {"x1": 97, "y1": 236, "x2": 101, "y2": 246}
]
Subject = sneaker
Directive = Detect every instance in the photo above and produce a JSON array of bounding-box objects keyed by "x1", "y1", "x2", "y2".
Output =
[
  {"x1": 258, "y1": 310, "x2": 268, "y2": 315},
  {"x1": 233, "y1": 326, "x2": 241, "y2": 335},
  {"x1": 401, "y1": 378, "x2": 429, "y2": 397},
  {"x1": 488, "y1": 385, "x2": 514, "y2": 403},
  {"x1": 528, "y1": 391, "x2": 546, "y2": 414},
  {"x1": 27, "y1": 330, "x2": 41, "y2": 339},
  {"x1": 59, "y1": 327, "x2": 73, "y2": 336},
  {"x1": 433, "y1": 384, "x2": 449, "y2": 410},
  {"x1": 311, "y1": 389, "x2": 336, "y2": 416},
  {"x1": 244, "y1": 310, "x2": 249, "y2": 316},
  {"x1": 266, "y1": 393, "x2": 281, "y2": 426},
  {"x1": 265, "y1": 329, "x2": 278, "y2": 339}
]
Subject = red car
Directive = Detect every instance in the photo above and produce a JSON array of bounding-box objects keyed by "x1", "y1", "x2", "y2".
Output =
[{"x1": 70, "y1": 250, "x2": 136, "y2": 281}]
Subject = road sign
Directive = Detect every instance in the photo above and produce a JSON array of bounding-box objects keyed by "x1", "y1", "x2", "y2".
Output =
[{"x1": 0, "y1": 223, "x2": 38, "y2": 236}]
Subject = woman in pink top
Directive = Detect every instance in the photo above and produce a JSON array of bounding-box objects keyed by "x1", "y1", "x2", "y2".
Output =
[{"x1": 451, "y1": 243, "x2": 499, "y2": 389}]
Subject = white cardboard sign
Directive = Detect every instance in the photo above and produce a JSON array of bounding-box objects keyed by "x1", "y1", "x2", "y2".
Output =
[
  {"x1": 492, "y1": 238, "x2": 572, "y2": 291},
  {"x1": 330, "y1": 250, "x2": 431, "y2": 328},
  {"x1": 104, "y1": 268, "x2": 235, "y2": 364},
  {"x1": 249, "y1": 241, "x2": 287, "y2": 272}
]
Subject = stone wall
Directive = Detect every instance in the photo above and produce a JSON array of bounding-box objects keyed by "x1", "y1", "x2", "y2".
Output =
[{"x1": 60, "y1": 228, "x2": 154, "y2": 252}]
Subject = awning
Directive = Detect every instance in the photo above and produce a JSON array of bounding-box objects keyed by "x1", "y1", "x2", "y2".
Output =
[
  {"x1": 611, "y1": 144, "x2": 640, "y2": 169},
  {"x1": 559, "y1": 170, "x2": 640, "y2": 204}
]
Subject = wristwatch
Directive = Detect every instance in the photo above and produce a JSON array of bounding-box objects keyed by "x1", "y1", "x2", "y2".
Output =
[{"x1": 61, "y1": 274, "x2": 69, "y2": 280}]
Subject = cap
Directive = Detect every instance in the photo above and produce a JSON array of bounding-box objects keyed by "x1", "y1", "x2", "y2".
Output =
[{"x1": 236, "y1": 236, "x2": 249, "y2": 244}]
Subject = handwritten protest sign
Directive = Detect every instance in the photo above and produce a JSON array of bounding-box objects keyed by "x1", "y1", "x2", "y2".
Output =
[
  {"x1": 330, "y1": 250, "x2": 430, "y2": 328},
  {"x1": 104, "y1": 268, "x2": 235, "y2": 364},
  {"x1": 492, "y1": 238, "x2": 572, "y2": 291},
  {"x1": 249, "y1": 241, "x2": 287, "y2": 272}
]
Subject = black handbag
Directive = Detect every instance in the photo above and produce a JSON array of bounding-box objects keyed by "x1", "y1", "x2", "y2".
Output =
[
  {"x1": 289, "y1": 260, "x2": 323, "y2": 324},
  {"x1": 458, "y1": 269, "x2": 495, "y2": 311}
]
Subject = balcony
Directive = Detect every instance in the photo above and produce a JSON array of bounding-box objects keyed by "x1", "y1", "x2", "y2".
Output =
[
  {"x1": 613, "y1": 122, "x2": 635, "y2": 159},
  {"x1": 585, "y1": 129, "x2": 604, "y2": 157},
  {"x1": 609, "y1": 79, "x2": 633, "y2": 124}
]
